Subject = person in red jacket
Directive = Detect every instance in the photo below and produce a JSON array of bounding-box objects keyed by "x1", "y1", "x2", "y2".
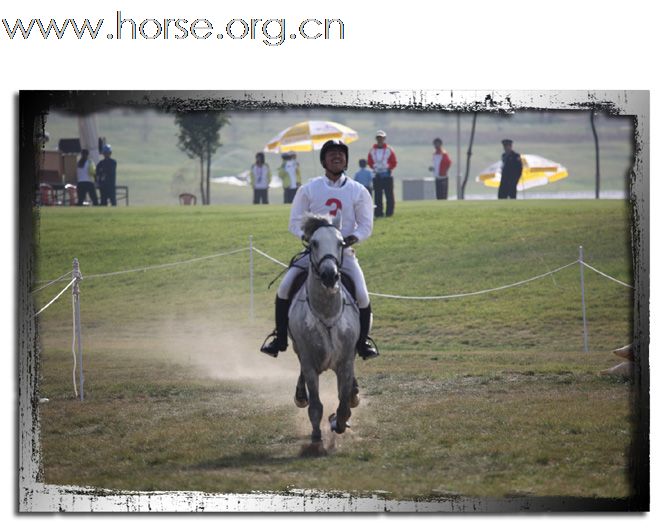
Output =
[
  {"x1": 429, "y1": 138, "x2": 452, "y2": 200},
  {"x1": 367, "y1": 130, "x2": 398, "y2": 217}
]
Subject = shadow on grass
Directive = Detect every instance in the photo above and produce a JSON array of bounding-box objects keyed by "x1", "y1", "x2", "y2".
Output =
[{"x1": 191, "y1": 450, "x2": 304, "y2": 470}]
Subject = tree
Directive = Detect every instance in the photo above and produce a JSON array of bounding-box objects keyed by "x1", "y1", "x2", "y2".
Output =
[
  {"x1": 590, "y1": 109, "x2": 601, "y2": 199},
  {"x1": 174, "y1": 111, "x2": 229, "y2": 205},
  {"x1": 460, "y1": 112, "x2": 477, "y2": 199}
]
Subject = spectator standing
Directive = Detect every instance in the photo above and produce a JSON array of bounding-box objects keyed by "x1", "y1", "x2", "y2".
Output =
[
  {"x1": 251, "y1": 152, "x2": 271, "y2": 204},
  {"x1": 498, "y1": 139, "x2": 523, "y2": 199},
  {"x1": 367, "y1": 130, "x2": 397, "y2": 217},
  {"x1": 353, "y1": 158, "x2": 374, "y2": 196},
  {"x1": 76, "y1": 149, "x2": 98, "y2": 206},
  {"x1": 429, "y1": 138, "x2": 452, "y2": 200},
  {"x1": 96, "y1": 144, "x2": 117, "y2": 206},
  {"x1": 278, "y1": 151, "x2": 301, "y2": 204}
]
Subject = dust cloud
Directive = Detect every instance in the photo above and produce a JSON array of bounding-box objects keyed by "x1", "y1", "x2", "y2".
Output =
[
  {"x1": 154, "y1": 314, "x2": 354, "y2": 444},
  {"x1": 157, "y1": 315, "x2": 297, "y2": 384}
]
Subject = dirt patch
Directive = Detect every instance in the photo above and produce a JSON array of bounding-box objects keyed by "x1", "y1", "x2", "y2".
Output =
[{"x1": 153, "y1": 315, "x2": 363, "y2": 449}]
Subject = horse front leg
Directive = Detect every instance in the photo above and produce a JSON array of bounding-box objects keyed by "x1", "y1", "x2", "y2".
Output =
[
  {"x1": 303, "y1": 370, "x2": 323, "y2": 444},
  {"x1": 330, "y1": 361, "x2": 354, "y2": 434},
  {"x1": 294, "y1": 372, "x2": 308, "y2": 408},
  {"x1": 350, "y1": 376, "x2": 360, "y2": 408}
]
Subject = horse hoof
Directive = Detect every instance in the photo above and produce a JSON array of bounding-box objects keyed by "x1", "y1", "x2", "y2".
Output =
[
  {"x1": 329, "y1": 413, "x2": 351, "y2": 434},
  {"x1": 328, "y1": 413, "x2": 337, "y2": 431},
  {"x1": 294, "y1": 397, "x2": 309, "y2": 408}
]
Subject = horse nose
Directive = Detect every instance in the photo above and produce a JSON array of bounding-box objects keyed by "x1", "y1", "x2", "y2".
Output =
[{"x1": 320, "y1": 262, "x2": 339, "y2": 288}]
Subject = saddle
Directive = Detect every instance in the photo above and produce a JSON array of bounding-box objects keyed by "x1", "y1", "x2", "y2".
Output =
[{"x1": 289, "y1": 270, "x2": 357, "y2": 305}]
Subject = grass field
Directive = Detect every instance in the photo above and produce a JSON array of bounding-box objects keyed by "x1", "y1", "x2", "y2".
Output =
[{"x1": 33, "y1": 200, "x2": 634, "y2": 500}]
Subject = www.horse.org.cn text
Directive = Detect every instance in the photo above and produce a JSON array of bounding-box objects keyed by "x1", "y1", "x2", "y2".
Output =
[{"x1": 2, "y1": 12, "x2": 346, "y2": 46}]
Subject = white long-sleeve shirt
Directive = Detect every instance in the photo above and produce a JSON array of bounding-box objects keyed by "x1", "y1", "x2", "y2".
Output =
[
  {"x1": 288, "y1": 176, "x2": 374, "y2": 242},
  {"x1": 76, "y1": 159, "x2": 95, "y2": 183}
]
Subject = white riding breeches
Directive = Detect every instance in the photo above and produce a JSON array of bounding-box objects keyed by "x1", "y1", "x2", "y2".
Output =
[{"x1": 277, "y1": 248, "x2": 370, "y2": 308}]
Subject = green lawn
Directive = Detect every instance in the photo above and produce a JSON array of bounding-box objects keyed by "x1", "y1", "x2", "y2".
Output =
[{"x1": 33, "y1": 200, "x2": 634, "y2": 499}]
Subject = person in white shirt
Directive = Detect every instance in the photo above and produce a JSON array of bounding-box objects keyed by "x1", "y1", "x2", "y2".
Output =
[
  {"x1": 251, "y1": 152, "x2": 271, "y2": 204},
  {"x1": 261, "y1": 140, "x2": 379, "y2": 360},
  {"x1": 429, "y1": 137, "x2": 452, "y2": 200},
  {"x1": 76, "y1": 149, "x2": 98, "y2": 206},
  {"x1": 367, "y1": 130, "x2": 398, "y2": 217}
]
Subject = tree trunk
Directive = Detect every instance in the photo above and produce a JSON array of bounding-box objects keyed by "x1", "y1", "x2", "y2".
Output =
[
  {"x1": 206, "y1": 147, "x2": 212, "y2": 205},
  {"x1": 590, "y1": 109, "x2": 601, "y2": 199},
  {"x1": 199, "y1": 155, "x2": 205, "y2": 205},
  {"x1": 461, "y1": 112, "x2": 477, "y2": 199}
]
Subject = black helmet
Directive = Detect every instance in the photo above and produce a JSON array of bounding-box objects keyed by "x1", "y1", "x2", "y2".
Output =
[{"x1": 319, "y1": 140, "x2": 349, "y2": 168}]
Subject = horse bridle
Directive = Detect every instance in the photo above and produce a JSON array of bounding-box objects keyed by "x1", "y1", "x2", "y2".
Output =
[{"x1": 306, "y1": 226, "x2": 345, "y2": 281}]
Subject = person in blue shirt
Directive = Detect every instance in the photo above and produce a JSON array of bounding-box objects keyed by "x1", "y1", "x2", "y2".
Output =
[{"x1": 353, "y1": 158, "x2": 374, "y2": 196}]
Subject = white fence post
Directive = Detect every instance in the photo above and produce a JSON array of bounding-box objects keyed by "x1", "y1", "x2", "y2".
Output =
[
  {"x1": 249, "y1": 235, "x2": 254, "y2": 319},
  {"x1": 72, "y1": 258, "x2": 84, "y2": 401},
  {"x1": 578, "y1": 246, "x2": 589, "y2": 353}
]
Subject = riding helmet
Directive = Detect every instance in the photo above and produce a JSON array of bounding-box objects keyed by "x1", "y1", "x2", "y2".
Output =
[{"x1": 319, "y1": 140, "x2": 349, "y2": 168}]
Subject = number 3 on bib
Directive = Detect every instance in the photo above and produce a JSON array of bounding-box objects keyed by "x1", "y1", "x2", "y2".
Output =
[{"x1": 325, "y1": 198, "x2": 342, "y2": 216}]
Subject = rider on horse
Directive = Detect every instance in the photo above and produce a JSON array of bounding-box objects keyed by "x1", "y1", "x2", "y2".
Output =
[{"x1": 261, "y1": 139, "x2": 379, "y2": 360}]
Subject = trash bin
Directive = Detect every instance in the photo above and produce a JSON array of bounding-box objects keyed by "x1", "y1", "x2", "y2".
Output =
[{"x1": 435, "y1": 177, "x2": 449, "y2": 200}]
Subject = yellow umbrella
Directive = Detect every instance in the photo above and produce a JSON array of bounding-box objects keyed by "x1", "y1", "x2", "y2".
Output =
[
  {"x1": 264, "y1": 120, "x2": 359, "y2": 154},
  {"x1": 476, "y1": 154, "x2": 568, "y2": 191}
]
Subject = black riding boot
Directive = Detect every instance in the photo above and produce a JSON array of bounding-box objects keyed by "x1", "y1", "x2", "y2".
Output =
[
  {"x1": 357, "y1": 305, "x2": 379, "y2": 360},
  {"x1": 260, "y1": 296, "x2": 290, "y2": 357}
]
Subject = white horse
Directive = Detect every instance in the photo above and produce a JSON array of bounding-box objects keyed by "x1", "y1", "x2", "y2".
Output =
[{"x1": 289, "y1": 213, "x2": 360, "y2": 453}]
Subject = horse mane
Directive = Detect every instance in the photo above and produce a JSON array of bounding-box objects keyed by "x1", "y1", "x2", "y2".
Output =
[{"x1": 301, "y1": 214, "x2": 333, "y2": 241}]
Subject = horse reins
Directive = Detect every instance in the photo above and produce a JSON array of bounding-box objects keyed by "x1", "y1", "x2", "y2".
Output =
[
  {"x1": 266, "y1": 225, "x2": 347, "y2": 289},
  {"x1": 307, "y1": 226, "x2": 345, "y2": 283}
]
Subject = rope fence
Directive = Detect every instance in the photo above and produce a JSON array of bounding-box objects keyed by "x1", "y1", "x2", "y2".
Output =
[
  {"x1": 250, "y1": 247, "x2": 632, "y2": 300},
  {"x1": 32, "y1": 238, "x2": 633, "y2": 399},
  {"x1": 84, "y1": 248, "x2": 247, "y2": 279},
  {"x1": 31, "y1": 270, "x2": 74, "y2": 293},
  {"x1": 252, "y1": 247, "x2": 289, "y2": 268},
  {"x1": 34, "y1": 279, "x2": 75, "y2": 317},
  {"x1": 33, "y1": 247, "x2": 248, "y2": 400},
  {"x1": 580, "y1": 261, "x2": 633, "y2": 289},
  {"x1": 368, "y1": 261, "x2": 581, "y2": 300}
]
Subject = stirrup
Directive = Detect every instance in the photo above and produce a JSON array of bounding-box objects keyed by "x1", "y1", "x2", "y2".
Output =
[
  {"x1": 357, "y1": 336, "x2": 380, "y2": 360},
  {"x1": 260, "y1": 330, "x2": 286, "y2": 357}
]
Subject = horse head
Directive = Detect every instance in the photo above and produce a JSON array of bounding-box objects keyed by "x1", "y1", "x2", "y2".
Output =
[{"x1": 302, "y1": 213, "x2": 345, "y2": 291}]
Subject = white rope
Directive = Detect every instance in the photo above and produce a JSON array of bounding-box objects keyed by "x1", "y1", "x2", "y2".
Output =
[
  {"x1": 252, "y1": 247, "x2": 289, "y2": 268},
  {"x1": 83, "y1": 247, "x2": 247, "y2": 279},
  {"x1": 369, "y1": 261, "x2": 581, "y2": 300},
  {"x1": 34, "y1": 278, "x2": 76, "y2": 317},
  {"x1": 71, "y1": 291, "x2": 78, "y2": 399},
  {"x1": 31, "y1": 271, "x2": 73, "y2": 294},
  {"x1": 252, "y1": 245, "x2": 583, "y2": 301},
  {"x1": 580, "y1": 261, "x2": 633, "y2": 289}
]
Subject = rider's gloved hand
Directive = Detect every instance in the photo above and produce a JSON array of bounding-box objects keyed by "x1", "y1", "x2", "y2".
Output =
[{"x1": 343, "y1": 235, "x2": 358, "y2": 247}]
